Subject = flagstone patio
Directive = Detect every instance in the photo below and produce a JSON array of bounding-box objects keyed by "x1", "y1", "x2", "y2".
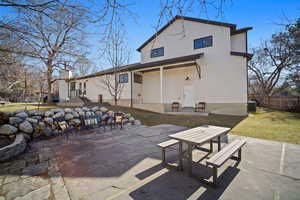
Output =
[{"x1": 0, "y1": 124, "x2": 299, "y2": 200}]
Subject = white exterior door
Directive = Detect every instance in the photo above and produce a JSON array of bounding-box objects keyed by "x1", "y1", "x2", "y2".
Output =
[{"x1": 183, "y1": 86, "x2": 194, "y2": 107}]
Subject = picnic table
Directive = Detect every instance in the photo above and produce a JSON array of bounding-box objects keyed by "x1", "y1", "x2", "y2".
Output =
[{"x1": 169, "y1": 125, "x2": 230, "y2": 176}]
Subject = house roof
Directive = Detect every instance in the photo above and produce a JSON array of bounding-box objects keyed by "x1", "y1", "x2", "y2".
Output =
[
  {"x1": 231, "y1": 27, "x2": 253, "y2": 35},
  {"x1": 231, "y1": 51, "x2": 253, "y2": 59},
  {"x1": 70, "y1": 63, "x2": 141, "y2": 80},
  {"x1": 137, "y1": 15, "x2": 239, "y2": 52},
  {"x1": 70, "y1": 53, "x2": 204, "y2": 81}
]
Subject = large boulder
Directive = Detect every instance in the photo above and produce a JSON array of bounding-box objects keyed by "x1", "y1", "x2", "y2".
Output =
[
  {"x1": 51, "y1": 108, "x2": 64, "y2": 113},
  {"x1": 85, "y1": 112, "x2": 92, "y2": 117},
  {"x1": 134, "y1": 120, "x2": 142, "y2": 125},
  {"x1": 0, "y1": 134, "x2": 27, "y2": 162},
  {"x1": 31, "y1": 110, "x2": 44, "y2": 116},
  {"x1": 0, "y1": 124, "x2": 18, "y2": 135},
  {"x1": 15, "y1": 111, "x2": 28, "y2": 119},
  {"x1": 75, "y1": 108, "x2": 82, "y2": 112},
  {"x1": 53, "y1": 112, "x2": 64, "y2": 119},
  {"x1": 44, "y1": 111, "x2": 54, "y2": 117},
  {"x1": 31, "y1": 115, "x2": 42, "y2": 120},
  {"x1": 69, "y1": 119, "x2": 81, "y2": 126},
  {"x1": 42, "y1": 127, "x2": 53, "y2": 137},
  {"x1": 107, "y1": 111, "x2": 114, "y2": 117},
  {"x1": 19, "y1": 121, "x2": 33, "y2": 134},
  {"x1": 39, "y1": 121, "x2": 46, "y2": 129},
  {"x1": 82, "y1": 107, "x2": 89, "y2": 111},
  {"x1": 0, "y1": 112, "x2": 10, "y2": 125},
  {"x1": 100, "y1": 107, "x2": 108, "y2": 113},
  {"x1": 64, "y1": 108, "x2": 73, "y2": 113},
  {"x1": 95, "y1": 111, "x2": 102, "y2": 116},
  {"x1": 9, "y1": 117, "x2": 23, "y2": 125},
  {"x1": 65, "y1": 113, "x2": 73, "y2": 121},
  {"x1": 44, "y1": 117, "x2": 54, "y2": 125},
  {"x1": 129, "y1": 117, "x2": 135, "y2": 123},
  {"x1": 124, "y1": 113, "x2": 131, "y2": 119},
  {"x1": 71, "y1": 111, "x2": 79, "y2": 118},
  {"x1": 79, "y1": 111, "x2": 85, "y2": 117},
  {"x1": 101, "y1": 114, "x2": 109, "y2": 121},
  {"x1": 26, "y1": 118, "x2": 38, "y2": 124},
  {"x1": 91, "y1": 106, "x2": 99, "y2": 111}
]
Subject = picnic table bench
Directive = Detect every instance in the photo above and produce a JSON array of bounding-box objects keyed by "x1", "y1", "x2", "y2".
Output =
[
  {"x1": 207, "y1": 139, "x2": 246, "y2": 186},
  {"x1": 157, "y1": 125, "x2": 247, "y2": 186}
]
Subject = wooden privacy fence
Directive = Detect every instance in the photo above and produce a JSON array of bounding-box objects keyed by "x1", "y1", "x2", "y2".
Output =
[{"x1": 260, "y1": 96, "x2": 300, "y2": 110}]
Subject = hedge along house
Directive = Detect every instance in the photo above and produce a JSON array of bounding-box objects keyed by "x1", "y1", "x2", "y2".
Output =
[{"x1": 58, "y1": 16, "x2": 253, "y2": 116}]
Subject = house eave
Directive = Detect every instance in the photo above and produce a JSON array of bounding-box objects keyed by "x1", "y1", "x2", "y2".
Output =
[{"x1": 231, "y1": 51, "x2": 253, "y2": 60}]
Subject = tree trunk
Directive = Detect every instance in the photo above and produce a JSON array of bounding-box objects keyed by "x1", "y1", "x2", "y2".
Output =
[
  {"x1": 46, "y1": 61, "x2": 53, "y2": 104},
  {"x1": 114, "y1": 73, "x2": 118, "y2": 105}
]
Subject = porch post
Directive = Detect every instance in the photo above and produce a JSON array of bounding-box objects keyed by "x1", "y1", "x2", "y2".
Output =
[{"x1": 160, "y1": 66, "x2": 163, "y2": 104}]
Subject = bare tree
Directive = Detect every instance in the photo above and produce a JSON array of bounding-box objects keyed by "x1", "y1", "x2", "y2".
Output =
[
  {"x1": 73, "y1": 56, "x2": 95, "y2": 77},
  {"x1": 101, "y1": 25, "x2": 131, "y2": 105},
  {"x1": 249, "y1": 39, "x2": 296, "y2": 98},
  {"x1": 3, "y1": 3, "x2": 90, "y2": 103}
]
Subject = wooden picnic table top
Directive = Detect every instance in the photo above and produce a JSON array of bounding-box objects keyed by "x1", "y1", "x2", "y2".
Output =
[{"x1": 169, "y1": 125, "x2": 230, "y2": 145}]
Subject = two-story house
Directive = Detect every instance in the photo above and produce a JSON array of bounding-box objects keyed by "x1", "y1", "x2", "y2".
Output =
[{"x1": 59, "y1": 16, "x2": 253, "y2": 116}]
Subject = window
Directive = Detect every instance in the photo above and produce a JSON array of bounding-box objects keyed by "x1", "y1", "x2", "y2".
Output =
[
  {"x1": 119, "y1": 73, "x2": 128, "y2": 83},
  {"x1": 70, "y1": 82, "x2": 76, "y2": 91},
  {"x1": 194, "y1": 36, "x2": 213, "y2": 49},
  {"x1": 151, "y1": 47, "x2": 164, "y2": 58},
  {"x1": 134, "y1": 73, "x2": 142, "y2": 84},
  {"x1": 83, "y1": 82, "x2": 86, "y2": 95},
  {"x1": 79, "y1": 83, "x2": 82, "y2": 95}
]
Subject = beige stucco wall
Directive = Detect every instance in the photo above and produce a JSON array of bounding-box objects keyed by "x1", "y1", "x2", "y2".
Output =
[
  {"x1": 231, "y1": 33, "x2": 247, "y2": 52},
  {"x1": 71, "y1": 72, "x2": 132, "y2": 103},
  {"x1": 138, "y1": 19, "x2": 248, "y2": 115},
  {"x1": 140, "y1": 55, "x2": 248, "y2": 116},
  {"x1": 140, "y1": 19, "x2": 232, "y2": 64},
  {"x1": 58, "y1": 80, "x2": 69, "y2": 101}
]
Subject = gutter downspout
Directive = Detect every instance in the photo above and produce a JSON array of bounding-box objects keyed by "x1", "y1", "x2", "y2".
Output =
[{"x1": 130, "y1": 71, "x2": 133, "y2": 108}]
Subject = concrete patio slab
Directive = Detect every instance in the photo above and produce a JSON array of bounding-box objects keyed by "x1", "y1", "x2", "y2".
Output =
[
  {"x1": 1, "y1": 124, "x2": 299, "y2": 200},
  {"x1": 51, "y1": 124, "x2": 300, "y2": 200}
]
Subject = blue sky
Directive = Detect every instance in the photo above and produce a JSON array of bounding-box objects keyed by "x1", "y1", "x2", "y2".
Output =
[
  {"x1": 120, "y1": 0, "x2": 299, "y2": 64},
  {"x1": 1, "y1": 0, "x2": 299, "y2": 71}
]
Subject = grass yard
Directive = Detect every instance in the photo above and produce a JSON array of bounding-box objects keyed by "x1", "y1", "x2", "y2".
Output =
[
  {"x1": 0, "y1": 102, "x2": 70, "y2": 112},
  {"x1": 231, "y1": 108, "x2": 300, "y2": 144},
  {"x1": 108, "y1": 106, "x2": 300, "y2": 145},
  {"x1": 1, "y1": 103, "x2": 300, "y2": 144}
]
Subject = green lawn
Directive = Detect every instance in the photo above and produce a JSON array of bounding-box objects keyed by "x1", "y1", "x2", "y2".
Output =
[
  {"x1": 231, "y1": 108, "x2": 300, "y2": 144},
  {"x1": 0, "y1": 102, "x2": 72, "y2": 112},
  {"x1": 1, "y1": 103, "x2": 300, "y2": 144},
  {"x1": 109, "y1": 106, "x2": 300, "y2": 145}
]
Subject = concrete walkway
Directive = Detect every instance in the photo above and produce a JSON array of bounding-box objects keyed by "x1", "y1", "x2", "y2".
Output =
[{"x1": 52, "y1": 124, "x2": 300, "y2": 200}]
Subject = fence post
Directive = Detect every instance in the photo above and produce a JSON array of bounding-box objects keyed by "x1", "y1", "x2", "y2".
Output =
[{"x1": 279, "y1": 96, "x2": 282, "y2": 110}]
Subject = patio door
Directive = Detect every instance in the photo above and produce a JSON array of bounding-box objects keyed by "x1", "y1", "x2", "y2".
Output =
[{"x1": 183, "y1": 86, "x2": 194, "y2": 107}]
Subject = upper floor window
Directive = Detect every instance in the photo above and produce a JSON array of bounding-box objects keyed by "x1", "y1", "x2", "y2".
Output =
[
  {"x1": 119, "y1": 73, "x2": 128, "y2": 83},
  {"x1": 194, "y1": 36, "x2": 213, "y2": 49},
  {"x1": 151, "y1": 47, "x2": 164, "y2": 58}
]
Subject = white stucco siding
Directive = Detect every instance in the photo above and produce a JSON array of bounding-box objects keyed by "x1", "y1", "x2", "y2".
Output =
[
  {"x1": 141, "y1": 55, "x2": 247, "y2": 105},
  {"x1": 231, "y1": 33, "x2": 247, "y2": 52},
  {"x1": 142, "y1": 71, "x2": 161, "y2": 103},
  {"x1": 140, "y1": 19, "x2": 231, "y2": 63},
  {"x1": 73, "y1": 72, "x2": 132, "y2": 102},
  {"x1": 58, "y1": 80, "x2": 68, "y2": 100}
]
